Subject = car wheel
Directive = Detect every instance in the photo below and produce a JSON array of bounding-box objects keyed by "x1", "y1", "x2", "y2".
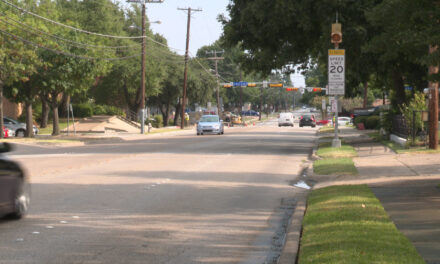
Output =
[
  {"x1": 197, "y1": 133, "x2": 200, "y2": 136},
  {"x1": 312, "y1": 125, "x2": 316, "y2": 128},
  {"x1": 15, "y1": 129, "x2": 25, "y2": 137},
  {"x1": 9, "y1": 181, "x2": 30, "y2": 219},
  {"x1": 299, "y1": 125, "x2": 303, "y2": 127}
]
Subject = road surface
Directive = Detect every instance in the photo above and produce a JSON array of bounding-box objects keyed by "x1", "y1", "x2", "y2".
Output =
[{"x1": 0, "y1": 118, "x2": 317, "y2": 264}]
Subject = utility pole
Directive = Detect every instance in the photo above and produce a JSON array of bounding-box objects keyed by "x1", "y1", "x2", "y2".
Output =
[
  {"x1": 206, "y1": 50, "x2": 224, "y2": 117},
  {"x1": 429, "y1": 45, "x2": 439, "y2": 150},
  {"x1": 239, "y1": 70, "x2": 243, "y2": 122},
  {"x1": 127, "y1": 0, "x2": 163, "y2": 134},
  {"x1": 178, "y1": 7, "x2": 202, "y2": 129}
]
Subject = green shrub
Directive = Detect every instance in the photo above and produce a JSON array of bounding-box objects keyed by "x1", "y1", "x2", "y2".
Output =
[
  {"x1": 93, "y1": 105, "x2": 106, "y2": 115},
  {"x1": 365, "y1": 115, "x2": 380, "y2": 129},
  {"x1": 152, "y1": 114, "x2": 163, "y2": 128},
  {"x1": 72, "y1": 103, "x2": 93, "y2": 118},
  {"x1": 92, "y1": 105, "x2": 124, "y2": 116},
  {"x1": 354, "y1": 116, "x2": 368, "y2": 126},
  {"x1": 168, "y1": 119, "x2": 174, "y2": 126}
]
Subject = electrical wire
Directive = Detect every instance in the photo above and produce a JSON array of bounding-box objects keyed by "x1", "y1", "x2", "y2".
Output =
[
  {"x1": 0, "y1": 15, "x2": 141, "y2": 50},
  {"x1": 0, "y1": 28, "x2": 141, "y2": 61},
  {"x1": 0, "y1": 0, "x2": 145, "y2": 39}
]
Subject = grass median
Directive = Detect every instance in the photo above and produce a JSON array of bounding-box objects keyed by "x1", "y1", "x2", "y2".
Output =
[
  {"x1": 314, "y1": 141, "x2": 358, "y2": 176},
  {"x1": 298, "y1": 185, "x2": 425, "y2": 264}
]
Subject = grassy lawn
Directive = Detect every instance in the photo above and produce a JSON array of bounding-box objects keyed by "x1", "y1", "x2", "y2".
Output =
[
  {"x1": 38, "y1": 120, "x2": 70, "y2": 135},
  {"x1": 368, "y1": 132, "x2": 440, "y2": 154},
  {"x1": 319, "y1": 126, "x2": 335, "y2": 133},
  {"x1": 313, "y1": 158, "x2": 358, "y2": 176},
  {"x1": 147, "y1": 128, "x2": 186, "y2": 134},
  {"x1": 298, "y1": 185, "x2": 425, "y2": 264},
  {"x1": 316, "y1": 142, "x2": 357, "y2": 158}
]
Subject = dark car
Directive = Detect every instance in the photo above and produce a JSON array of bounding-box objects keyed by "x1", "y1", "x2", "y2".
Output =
[
  {"x1": 299, "y1": 114, "x2": 316, "y2": 128},
  {"x1": 242, "y1": 110, "x2": 259, "y2": 116},
  {"x1": 0, "y1": 143, "x2": 30, "y2": 219}
]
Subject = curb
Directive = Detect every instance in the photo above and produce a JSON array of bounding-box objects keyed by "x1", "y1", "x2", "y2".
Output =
[{"x1": 278, "y1": 192, "x2": 307, "y2": 264}]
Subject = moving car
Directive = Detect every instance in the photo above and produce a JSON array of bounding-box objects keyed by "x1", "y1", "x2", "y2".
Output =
[
  {"x1": 197, "y1": 115, "x2": 224, "y2": 135},
  {"x1": 0, "y1": 143, "x2": 30, "y2": 219},
  {"x1": 299, "y1": 114, "x2": 316, "y2": 128},
  {"x1": 3, "y1": 117, "x2": 39, "y2": 137},
  {"x1": 278, "y1": 112, "x2": 294, "y2": 127}
]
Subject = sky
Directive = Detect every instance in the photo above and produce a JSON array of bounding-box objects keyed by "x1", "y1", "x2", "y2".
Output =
[{"x1": 118, "y1": 0, "x2": 305, "y2": 86}]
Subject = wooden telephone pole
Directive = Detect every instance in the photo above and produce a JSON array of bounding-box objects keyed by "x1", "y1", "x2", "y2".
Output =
[
  {"x1": 429, "y1": 45, "x2": 439, "y2": 150},
  {"x1": 178, "y1": 7, "x2": 202, "y2": 129}
]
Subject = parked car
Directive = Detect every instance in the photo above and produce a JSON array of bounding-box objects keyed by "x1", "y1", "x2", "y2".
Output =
[
  {"x1": 278, "y1": 112, "x2": 294, "y2": 127},
  {"x1": 0, "y1": 143, "x2": 30, "y2": 219},
  {"x1": 197, "y1": 115, "x2": 224, "y2": 135},
  {"x1": 316, "y1": 119, "x2": 330, "y2": 126},
  {"x1": 329, "y1": 116, "x2": 353, "y2": 126},
  {"x1": 299, "y1": 114, "x2": 316, "y2": 128},
  {"x1": 242, "y1": 110, "x2": 259, "y2": 116},
  {"x1": 3, "y1": 117, "x2": 39, "y2": 137}
]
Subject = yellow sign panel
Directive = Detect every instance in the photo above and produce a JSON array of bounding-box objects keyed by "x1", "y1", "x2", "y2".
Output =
[
  {"x1": 269, "y1": 83, "x2": 283, "y2": 87},
  {"x1": 329, "y1": 49, "x2": 345, "y2": 56}
]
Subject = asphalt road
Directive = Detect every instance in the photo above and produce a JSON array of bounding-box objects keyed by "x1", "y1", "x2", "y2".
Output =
[{"x1": 0, "y1": 118, "x2": 317, "y2": 264}]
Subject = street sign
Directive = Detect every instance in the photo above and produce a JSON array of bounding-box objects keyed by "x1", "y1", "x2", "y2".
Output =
[
  {"x1": 263, "y1": 80, "x2": 268, "y2": 88},
  {"x1": 322, "y1": 99, "x2": 326, "y2": 111},
  {"x1": 331, "y1": 98, "x2": 338, "y2": 112},
  {"x1": 328, "y1": 49, "x2": 345, "y2": 95},
  {"x1": 233, "y1": 82, "x2": 248, "y2": 87}
]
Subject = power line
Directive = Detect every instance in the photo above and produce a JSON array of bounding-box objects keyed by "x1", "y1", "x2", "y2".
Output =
[
  {"x1": 0, "y1": 29, "x2": 141, "y2": 61},
  {"x1": 0, "y1": 15, "x2": 141, "y2": 50},
  {"x1": 0, "y1": 0, "x2": 145, "y2": 39}
]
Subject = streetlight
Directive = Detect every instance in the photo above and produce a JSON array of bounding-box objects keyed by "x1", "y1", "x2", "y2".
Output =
[{"x1": 127, "y1": 0, "x2": 164, "y2": 134}]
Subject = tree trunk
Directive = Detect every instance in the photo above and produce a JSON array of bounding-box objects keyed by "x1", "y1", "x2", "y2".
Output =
[
  {"x1": 41, "y1": 99, "x2": 50, "y2": 128},
  {"x1": 59, "y1": 94, "x2": 70, "y2": 118},
  {"x1": 392, "y1": 70, "x2": 406, "y2": 109},
  {"x1": 51, "y1": 93, "x2": 60, "y2": 136},
  {"x1": 174, "y1": 102, "x2": 181, "y2": 126},
  {"x1": 24, "y1": 101, "x2": 34, "y2": 137},
  {"x1": 0, "y1": 82, "x2": 4, "y2": 139},
  {"x1": 363, "y1": 81, "x2": 368, "y2": 108}
]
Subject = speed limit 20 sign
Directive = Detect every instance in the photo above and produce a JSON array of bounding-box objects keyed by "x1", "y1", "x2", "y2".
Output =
[{"x1": 328, "y1": 49, "x2": 345, "y2": 95}]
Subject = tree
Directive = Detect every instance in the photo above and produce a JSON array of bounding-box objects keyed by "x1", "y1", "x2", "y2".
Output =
[{"x1": 0, "y1": 7, "x2": 40, "y2": 138}]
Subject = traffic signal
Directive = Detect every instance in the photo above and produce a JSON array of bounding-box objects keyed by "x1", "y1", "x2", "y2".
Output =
[
  {"x1": 331, "y1": 23, "x2": 342, "y2": 44},
  {"x1": 313, "y1": 87, "x2": 322, "y2": 92},
  {"x1": 269, "y1": 83, "x2": 283, "y2": 87},
  {"x1": 285, "y1": 87, "x2": 298, "y2": 92},
  {"x1": 247, "y1": 83, "x2": 257, "y2": 87},
  {"x1": 223, "y1": 84, "x2": 232, "y2": 88}
]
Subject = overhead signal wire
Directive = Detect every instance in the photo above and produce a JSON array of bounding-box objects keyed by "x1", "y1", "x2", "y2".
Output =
[
  {"x1": 0, "y1": 28, "x2": 141, "y2": 60},
  {"x1": 0, "y1": 15, "x2": 141, "y2": 51},
  {"x1": 0, "y1": 0, "x2": 145, "y2": 39}
]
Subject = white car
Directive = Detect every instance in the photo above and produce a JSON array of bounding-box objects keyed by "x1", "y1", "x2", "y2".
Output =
[
  {"x1": 330, "y1": 117, "x2": 352, "y2": 126},
  {"x1": 278, "y1": 112, "x2": 294, "y2": 127}
]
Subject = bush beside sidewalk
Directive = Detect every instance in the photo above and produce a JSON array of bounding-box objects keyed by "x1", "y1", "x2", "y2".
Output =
[{"x1": 296, "y1": 126, "x2": 435, "y2": 263}]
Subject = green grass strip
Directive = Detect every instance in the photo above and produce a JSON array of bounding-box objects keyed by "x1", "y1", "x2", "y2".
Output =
[
  {"x1": 316, "y1": 142, "x2": 357, "y2": 158},
  {"x1": 313, "y1": 158, "x2": 358, "y2": 176},
  {"x1": 298, "y1": 185, "x2": 425, "y2": 264}
]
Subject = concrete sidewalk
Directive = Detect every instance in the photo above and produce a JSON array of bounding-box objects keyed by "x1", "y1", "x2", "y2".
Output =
[{"x1": 313, "y1": 127, "x2": 440, "y2": 264}]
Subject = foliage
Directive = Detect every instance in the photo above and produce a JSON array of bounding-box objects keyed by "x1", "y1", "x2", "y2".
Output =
[
  {"x1": 365, "y1": 115, "x2": 380, "y2": 129},
  {"x1": 93, "y1": 105, "x2": 123, "y2": 116},
  {"x1": 316, "y1": 142, "x2": 357, "y2": 158},
  {"x1": 152, "y1": 114, "x2": 163, "y2": 128},
  {"x1": 72, "y1": 103, "x2": 93, "y2": 118},
  {"x1": 354, "y1": 116, "x2": 368, "y2": 126},
  {"x1": 399, "y1": 92, "x2": 427, "y2": 139}
]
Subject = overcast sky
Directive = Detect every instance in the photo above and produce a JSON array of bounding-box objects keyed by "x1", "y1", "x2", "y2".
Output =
[{"x1": 117, "y1": 0, "x2": 305, "y2": 86}]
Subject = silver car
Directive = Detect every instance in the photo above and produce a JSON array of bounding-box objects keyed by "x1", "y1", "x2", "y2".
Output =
[
  {"x1": 3, "y1": 117, "x2": 39, "y2": 137},
  {"x1": 197, "y1": 115, "x2": 224, "y2": 135}
]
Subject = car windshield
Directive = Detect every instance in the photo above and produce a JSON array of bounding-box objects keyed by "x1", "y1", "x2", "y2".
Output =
[{"x1": 200, "y1": 116, "x2": 219, "y2": 122}]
